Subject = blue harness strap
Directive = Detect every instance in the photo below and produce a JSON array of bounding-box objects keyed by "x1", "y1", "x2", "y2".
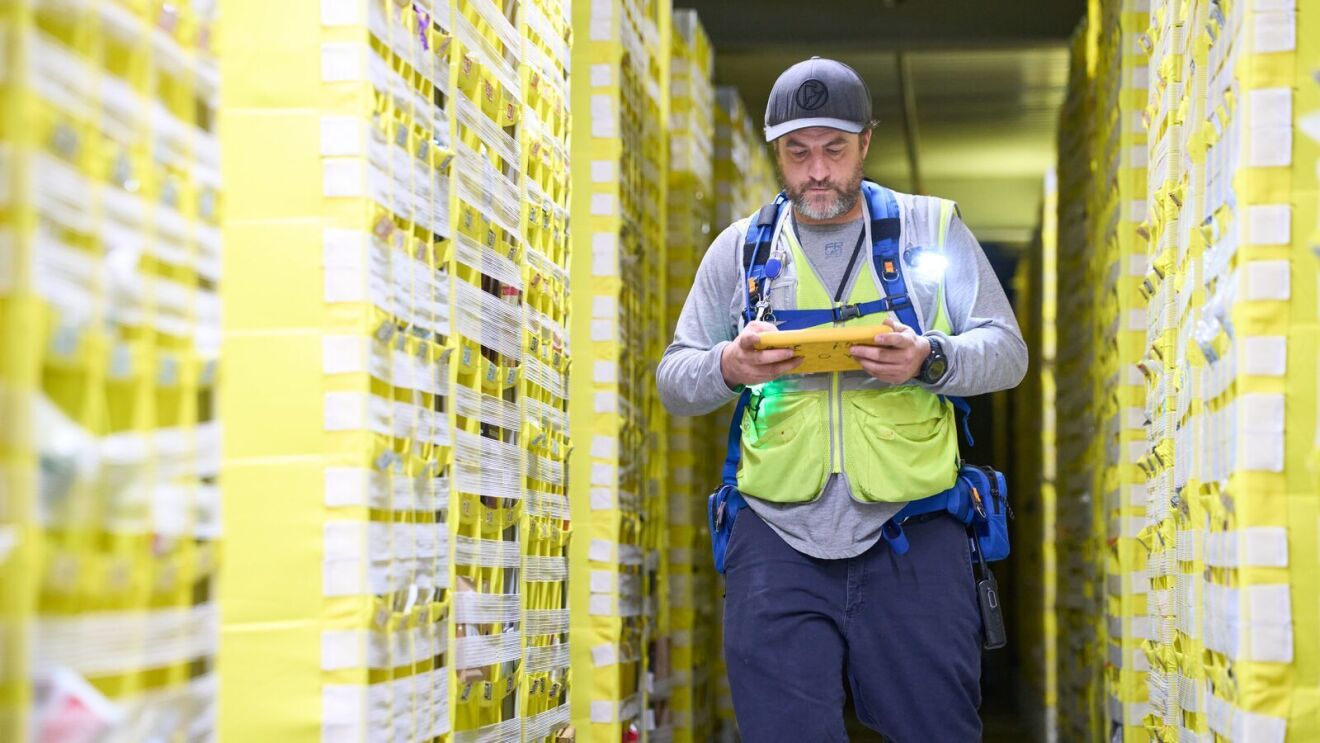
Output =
[
  {"x1": 741, "y1": 194, "x2": 789, "y2": 322},
  {"x1": 722, "y1": 390, "x2": 753, "y2": 487},
  {"x1": 709, "y1": 390, "x2": 753, "y2": 574}
]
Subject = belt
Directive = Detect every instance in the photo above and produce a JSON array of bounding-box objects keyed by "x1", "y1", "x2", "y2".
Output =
[{"x1": 898, "y1": 511, "x2": 948, "y2": 526}]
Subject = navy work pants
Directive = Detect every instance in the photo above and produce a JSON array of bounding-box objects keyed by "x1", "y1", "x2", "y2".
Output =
[{"x1": 722, "y1": 509, "x2": 983, "y2": 742}]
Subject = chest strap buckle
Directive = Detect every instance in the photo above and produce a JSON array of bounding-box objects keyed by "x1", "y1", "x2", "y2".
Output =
[{"x1": 835, "y1": 304, "x2": 862, "y2": 322}]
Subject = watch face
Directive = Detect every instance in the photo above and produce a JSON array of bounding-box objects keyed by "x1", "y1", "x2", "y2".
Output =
[{"x1": 927, "y1": 357, "x2": 948, "y2": 381}]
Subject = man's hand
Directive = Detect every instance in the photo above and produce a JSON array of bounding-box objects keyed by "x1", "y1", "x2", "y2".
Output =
[
  {"x1": 721, "y1": 321, "x2": 804, "y2": 387},
  {"x1": 849, "y1": 319, "x2": 931, "y2": 384}
]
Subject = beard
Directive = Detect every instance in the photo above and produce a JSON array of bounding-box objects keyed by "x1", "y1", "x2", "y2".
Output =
[{"x1": 780, "y1": 160, "x2": 865, "y2": 221}]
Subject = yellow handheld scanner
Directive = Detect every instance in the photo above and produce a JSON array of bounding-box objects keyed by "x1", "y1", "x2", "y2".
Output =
[{"x1": 754, "y1": 324, "x2": 893, "y2": 374}]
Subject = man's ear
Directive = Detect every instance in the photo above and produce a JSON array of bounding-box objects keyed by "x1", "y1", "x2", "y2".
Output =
[{"x1": 859, "y1": 129, "x2": 873, "y2": 160}]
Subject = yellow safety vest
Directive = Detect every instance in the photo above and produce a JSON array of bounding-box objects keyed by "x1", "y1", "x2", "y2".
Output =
[{"x1": 736, "y1": 199, "x2": 961, "y2": 504}]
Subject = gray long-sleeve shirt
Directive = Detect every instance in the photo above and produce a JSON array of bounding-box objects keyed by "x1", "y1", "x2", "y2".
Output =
[{"x1": 656, "y1": 190, "x2": 1028, "y2": 559}]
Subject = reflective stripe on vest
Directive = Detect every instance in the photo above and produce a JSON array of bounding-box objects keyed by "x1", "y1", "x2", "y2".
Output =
[{"x1": 735, "y1": 192, "x2": 960, "y2": 505}]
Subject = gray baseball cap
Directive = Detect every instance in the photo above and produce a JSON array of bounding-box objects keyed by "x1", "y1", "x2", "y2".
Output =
[{"x1": 764, "y1": 57, "x2": 873, "y2": 142}]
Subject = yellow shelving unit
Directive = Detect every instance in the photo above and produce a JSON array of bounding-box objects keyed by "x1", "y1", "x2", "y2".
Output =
[
  {"x1": 663, "y1": 10, "x2": 718, "y2": 743},
  {"x1": 219, "y1": 0, "x2": 571, "y2": 739},
  {"x1": 566, "y1": 0, "x2": 670, "y2": 739},
  {"x1": 1044, "y1": 1, "x2": 1320, "y2": 740},
  {"x1": 1053, "y1": 1, "x2": 1152, "y2": 738},
  {"x1": 517, "y1": 2, "x2": 574, "y2": 740},
  {"x1": 0, "y1": 0, "x2": 223, "y2": 739},
  {"x1": 1013, "y1": 170, "x2": 1060, "y2": 739},
  {"x1": 707, "y1": 80, "x2": 777, "y2": 743}
]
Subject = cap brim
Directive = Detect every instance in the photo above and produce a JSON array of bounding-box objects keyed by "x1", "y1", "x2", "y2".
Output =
[{"x1": 764, "y1": 117, "x2": 866, "y2": 142}]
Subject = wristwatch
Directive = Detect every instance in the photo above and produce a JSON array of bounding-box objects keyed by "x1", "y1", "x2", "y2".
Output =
[{"x1": 917, "y1": 336, "x2": 949, "y2": 384}]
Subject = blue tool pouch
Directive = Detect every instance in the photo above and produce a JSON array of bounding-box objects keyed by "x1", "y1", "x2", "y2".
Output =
[
  {"x1": 958, "y1": 464, "x2": 1011, "y2": 562},
  {"x1": 883, "y1": 463, "x2": 1012, "y2": 561}
]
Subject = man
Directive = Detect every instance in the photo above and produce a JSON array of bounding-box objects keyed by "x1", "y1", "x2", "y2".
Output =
[{"x1": 656, "y1": 57, "x2": 1028, "y2": 741}]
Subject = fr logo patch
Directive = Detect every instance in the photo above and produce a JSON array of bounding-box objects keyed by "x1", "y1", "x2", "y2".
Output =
[{"x1": 795, "y1": 79, "x2": 829, "y2": 111}]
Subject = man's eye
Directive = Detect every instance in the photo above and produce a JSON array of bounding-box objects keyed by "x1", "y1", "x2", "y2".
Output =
[{"x1": 827, "y1": 148, "x2": 844, "y2": 156}]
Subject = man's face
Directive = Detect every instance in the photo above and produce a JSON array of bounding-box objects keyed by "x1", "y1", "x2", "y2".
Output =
[{"x1": 775, "y1": 127, "x2": 871, "y2": 221}]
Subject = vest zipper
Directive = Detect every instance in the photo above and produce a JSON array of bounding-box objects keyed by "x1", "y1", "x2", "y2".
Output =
[{"x1": 830, "y1": 295, "x2": 846, "y2": 474}]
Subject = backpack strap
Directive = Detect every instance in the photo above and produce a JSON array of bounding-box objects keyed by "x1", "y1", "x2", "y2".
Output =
[
  {"x1": 740, "y1": 194, "x2": 788, "y2": 323},
  {"x1": 721, "y1": 388, "x2": 754, "y2": 486},
  {"x1": 862, "y1": 181, "x2": 921, "y2": 333}
]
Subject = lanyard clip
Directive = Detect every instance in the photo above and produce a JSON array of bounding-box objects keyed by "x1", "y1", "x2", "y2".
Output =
[
  {"x1": 970, "y1": 486, "x2": 987, "y2": 520},
  {"x1": 748, "y1": 390, "x2": 765, "y2": 420}
]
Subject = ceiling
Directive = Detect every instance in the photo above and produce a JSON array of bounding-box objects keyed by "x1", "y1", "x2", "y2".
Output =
[{"x1": 681, "y1": 0, "x2": 1087, "y2": 246}]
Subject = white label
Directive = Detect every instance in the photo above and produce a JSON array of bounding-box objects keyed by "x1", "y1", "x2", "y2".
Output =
[
  {"x1": 323, "y1": 336, "x2": 368, "y2": 374},
  {"x1": 590, "y1": 94, "x2": 618, "y2": 138},
  {"x1": 593, "y1": 360, "x2": 618, "y2": 384},
  {"x1": 589, "y1": 0, "x2": 614, "y2": 40},
  {"x1": 590, "y1": 193, "x2": 617, "y2": 216},
  {"x1": 1244, "y1": 260, "x2": 1290, "y2": 301},
  {"x1": 323, "y1": 159, "x2": 365, "y2": 197},
  {"x1": 591, "y1": 319, "x2": 615, "y2": 342},
  {"x1": 1252, "y1": 10, "x2": 1296, "y2": 54},
  {"x1": 1242, "y1": 337, "x2": 1287, "y2": 376},
  {"x1": 591, "y1": 160, "x2": 617, "y2": 183},
  {"x1": 321, "y1": 0, "x2": 364, "y2": 25},
  {"x1": 592, "y1": 232, "x2": 618, "y2": 276},
  {"x1": 1246, "y1": 204, "x2": 1291, "y2": 245},
  {"x1": 588, "y1": 539, "x2": 614, "y2": 563},
  {"x1": 594, "y1": 391, "x2": 618, "y2": 413},
  {"x1": 321, "y1": 43, "x2": 366, "y2": 82},
  {"x1": 591, "y1": 435, "x2": 618, "y2": 459},
  {"x1": 320, "y1": 116, "x2": 364, "y2": 156}
]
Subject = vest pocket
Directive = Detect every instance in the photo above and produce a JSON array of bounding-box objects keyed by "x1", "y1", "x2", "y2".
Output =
[
  {"x1": 843, "y1": 389, "x2": 959, "y2": 503},
  {"x1": 737, "y1": 393, "x2": 828, "y2": 503}
]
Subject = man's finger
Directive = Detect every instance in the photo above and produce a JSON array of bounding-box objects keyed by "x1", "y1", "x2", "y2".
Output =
[
  {"x1": 872, "y1": 333, "x2": 910, "y2": 348},
  {"x1": 858, "y1": 356, "x2": 907, "y2": 371},
  {"x1": 850, "y1": 344, "x2": 884, "y2": 362},
  {"x1": 889, "y1": 319, "x2": 911, "y2": 333},
  {"x1": 764, "y1": 357, "x2": 804, "y2": 376},
  {"x1": 748, "y1": 357, "x2": 804, "y2": 384},
  {"x1": 753, "y1": 348, "x2": 797, "y2": 365},
  {"x1": 856, "y1": 359, "x2": 900, "y2": 379},
  {"x1": 865, "y1": 346, "x2": 908, "y2": 361},
  {"x1": 739, "y1": 331, "x2": 762, "y2": 350},
  {"x1": 855, "y1": 347, "x2": 910, "y2": 365},
  {"x1": 746, "y1": 320, "x2": 778, "y2": 333},
  {"x1": 855, "y1": 358, "x2": 883, "y2": 373}
]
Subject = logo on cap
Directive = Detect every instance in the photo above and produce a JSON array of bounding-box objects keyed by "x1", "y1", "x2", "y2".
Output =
[{"x1": 795, "y1": 79, "x2": 829, "y2": 111}]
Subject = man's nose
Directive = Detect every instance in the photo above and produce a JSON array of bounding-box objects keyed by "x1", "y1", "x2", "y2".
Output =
[{"x1": 807, "y1": 155, "x2": 830, "y2": 181}]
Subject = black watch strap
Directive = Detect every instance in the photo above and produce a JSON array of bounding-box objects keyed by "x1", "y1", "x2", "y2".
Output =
[{"x1": 919, "y1": 336, "x2": 947, "y2": 384}]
